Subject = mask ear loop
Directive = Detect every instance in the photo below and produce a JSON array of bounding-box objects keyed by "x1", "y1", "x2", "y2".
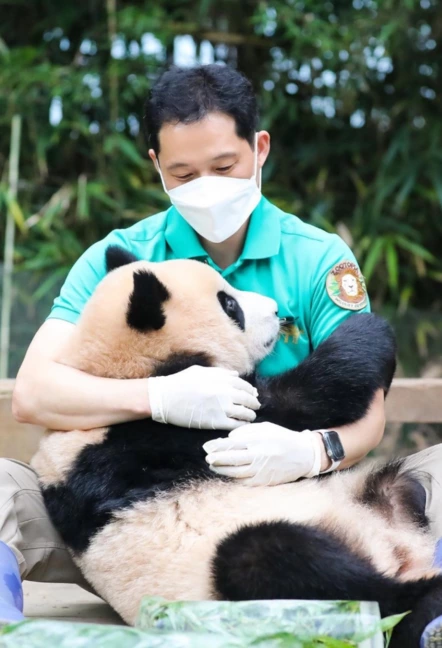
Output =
[
  {"x1": 155, "y1": 158, "x2": 169, "y2": 194},
  {"x1": 253, "y1": 133, "x2": 262, "y2": 190}
]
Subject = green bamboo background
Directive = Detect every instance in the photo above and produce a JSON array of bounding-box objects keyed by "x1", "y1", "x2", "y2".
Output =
[{"x1": 1, "y1": 0, "x2": 442, "y2": 381}]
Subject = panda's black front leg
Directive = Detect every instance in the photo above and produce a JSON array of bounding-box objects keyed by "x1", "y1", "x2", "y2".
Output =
[
  {"x1": 150, "y1": 352, "x2": 214, "y2": 377},
  {"x1": 255, "y1": 313, "x2": 396, "y2": 432}
]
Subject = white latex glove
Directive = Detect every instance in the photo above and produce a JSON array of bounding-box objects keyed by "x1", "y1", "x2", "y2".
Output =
[
  {"x1": 203, "y1": 422, "x2": 323, "y2": 486},
  {"x1": 147, "y1": 365, "x2": 260, "y2": 430}
]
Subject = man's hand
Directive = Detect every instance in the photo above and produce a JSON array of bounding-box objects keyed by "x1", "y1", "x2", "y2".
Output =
[
  {"x1": 147, "y1": 366, "x2": 261, "y2": 430},
  {"x1": 203, "y1": 422, "x2": 322, "y2": 486}
]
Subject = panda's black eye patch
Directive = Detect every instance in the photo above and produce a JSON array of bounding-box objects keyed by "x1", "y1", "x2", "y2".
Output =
[{"x1": 217, "y1": 291, "x2": 245, "y2": 331}]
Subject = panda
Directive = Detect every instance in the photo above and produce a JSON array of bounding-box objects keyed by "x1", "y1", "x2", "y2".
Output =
[{"x1": 31, "y1": 245, "x2": 442, "y2": 648}]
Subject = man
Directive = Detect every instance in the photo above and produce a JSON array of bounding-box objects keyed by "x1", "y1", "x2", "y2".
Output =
[{"x1": 4, "y1": 65, "x2": 442, "y2": 640}]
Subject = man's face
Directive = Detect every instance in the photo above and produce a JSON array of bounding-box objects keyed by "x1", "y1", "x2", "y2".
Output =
[{"x1": 149, "y1": 112, "x2": 270, "y2": 191}]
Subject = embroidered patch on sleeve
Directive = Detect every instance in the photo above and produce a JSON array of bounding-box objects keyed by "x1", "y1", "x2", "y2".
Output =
[{"x1": 325, "y1": 261, "x2": 368, "y2": 311}]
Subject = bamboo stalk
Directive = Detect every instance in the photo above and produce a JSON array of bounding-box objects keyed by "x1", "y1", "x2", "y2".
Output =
[
  {"x1": 106, "y1": 0, "x2": 118, "y2": 125},
  {"x1": 0, "y1": 115, "x2": 22, "y2": 379}
]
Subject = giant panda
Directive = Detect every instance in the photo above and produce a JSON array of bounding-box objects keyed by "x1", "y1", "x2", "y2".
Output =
[{"x1": 31, "y1": 245, "x2": 442, "y2": 648}]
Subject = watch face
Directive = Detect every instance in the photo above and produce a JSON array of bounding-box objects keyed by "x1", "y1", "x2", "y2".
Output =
[{"x1": 325, "y1": 431, "x2": 345, "y2": 461}]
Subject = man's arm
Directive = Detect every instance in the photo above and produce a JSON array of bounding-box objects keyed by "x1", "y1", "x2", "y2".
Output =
[
  {"x1": 308, "y1": 235, "x2": 384, "y2": 469},
  {"x1": 205, "y1": 238, "x2": 388, "y2": 484},
  {"x1": 13, "y1": 320, "x2": 260, "y2": 432},
  {"x1": 316, "y1": 388, "x2": 386, "y2": 472},
  {"x1": 13, "y1": 319, "x2": 153, "y2": 431}
]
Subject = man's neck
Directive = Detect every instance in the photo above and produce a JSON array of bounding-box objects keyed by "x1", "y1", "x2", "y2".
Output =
[{"x1": 200, "y1": 219, "x2": 250, "y2": 270}]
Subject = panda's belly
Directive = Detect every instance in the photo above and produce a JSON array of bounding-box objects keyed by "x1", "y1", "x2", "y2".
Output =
[
  {"x1": 75, "y1": 471, "x2": 435, "y2": 625},
  {"x1": 77, "y1": 479, "x2": 329, "y2": 623}
]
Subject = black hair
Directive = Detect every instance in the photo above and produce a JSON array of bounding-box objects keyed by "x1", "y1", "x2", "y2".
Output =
[{"x1": 143, "y1": 65, "x2": 259, "y2": 153}]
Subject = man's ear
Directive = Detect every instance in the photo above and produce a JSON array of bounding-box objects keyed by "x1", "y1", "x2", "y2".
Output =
[
  {"x1": 126, "y1": 270, "x2": 171, "y2": 332},
  {"x1": 256, "y1": 130, "x2": 270, "y2": 170},
  {"x1": 105, "y1": 245, "x2": 139, "y2": 273},
  {"x1": 148, "y1": 149, "x2": 159, "y2": 170}
]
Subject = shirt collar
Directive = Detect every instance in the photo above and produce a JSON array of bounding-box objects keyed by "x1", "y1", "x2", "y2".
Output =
[
  {"x1": 164, "y1": 206, "x2": 207, "y2": 259},
  {"x1": 165, "y1": 196, "x2": 281, "y2": 262},
  {"x1": 240, "y1": 196, "x2": 281, "y2": 260}
]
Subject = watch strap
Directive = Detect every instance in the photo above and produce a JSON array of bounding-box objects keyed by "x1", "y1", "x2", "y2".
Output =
[{"x1": 316, "y1": 429, "x2": 344, "y2": 474}]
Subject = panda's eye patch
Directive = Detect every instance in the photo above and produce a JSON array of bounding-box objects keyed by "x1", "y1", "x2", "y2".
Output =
[{"x1": 217, "y1": 291, "x2": 245, "y2": 331}]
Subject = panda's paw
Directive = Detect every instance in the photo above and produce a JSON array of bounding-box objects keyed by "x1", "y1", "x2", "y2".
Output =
[{"x1": 421, "y1": 615, "x2": 442, "y2": 648}]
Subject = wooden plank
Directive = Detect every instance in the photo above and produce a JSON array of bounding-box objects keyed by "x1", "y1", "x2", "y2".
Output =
[
  {"x1": 0, "y1": 379, "x2": 44, "y2": 462},
  {"x1": 385, "y1": 378, "x2": 442, "y2": 423},
  {"x1": 23, "y1": 582, "x2": 123, "y2": 625}
]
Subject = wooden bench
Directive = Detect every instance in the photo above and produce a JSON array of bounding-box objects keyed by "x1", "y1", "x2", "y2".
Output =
[{"x1": 0, "y1": 379, "x2": 44, "y2": 463}]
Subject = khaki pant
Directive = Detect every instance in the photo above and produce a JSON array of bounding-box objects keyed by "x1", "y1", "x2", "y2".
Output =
[
  {"x1": 0, "y1": 458, "x2": 90, "y2": 589},
  {"x1": 1, "y1": 446, "x2": 442, "y2": 586}
]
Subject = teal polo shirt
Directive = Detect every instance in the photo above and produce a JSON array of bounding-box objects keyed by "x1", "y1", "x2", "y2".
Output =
[{"x1": 48, "y1": 197, "x2": 370, "y2": 376}]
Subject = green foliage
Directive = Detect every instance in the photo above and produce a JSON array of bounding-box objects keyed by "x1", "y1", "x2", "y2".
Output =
[
  {"x1": 0, "y1": 0, "x2": 441, "y2": 375},
  {"x1": 137, "y1": 597, "x2": 405, "y2": 646},
  {"x1": 0, "y1": 599, "x2": 407, "y2": 647}
]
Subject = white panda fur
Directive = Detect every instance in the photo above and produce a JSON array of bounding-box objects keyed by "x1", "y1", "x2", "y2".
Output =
[
  {"x1": 31, "y1": 246, "x2": 442, "y2": 648},
  {"x1": 59, "y1": 469, "x2": 436, "y2": 622}
]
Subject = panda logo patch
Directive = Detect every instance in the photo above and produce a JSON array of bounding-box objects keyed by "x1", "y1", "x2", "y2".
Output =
[{"x1": 326, "y1": 261, "x2": 367, "y2": 311}]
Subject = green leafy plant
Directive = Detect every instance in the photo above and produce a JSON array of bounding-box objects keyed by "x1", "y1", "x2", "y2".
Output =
[{"x1": 137, "y1": 597, "x2": 406, "y2": 647}]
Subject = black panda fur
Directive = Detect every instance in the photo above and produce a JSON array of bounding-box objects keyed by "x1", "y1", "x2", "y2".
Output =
[
  {"x1": 38, "y1": 247, "x2": 441, "y2": 647},
  {"x1": 213, "y1": 519, "x2": 442, "y2": 648}
]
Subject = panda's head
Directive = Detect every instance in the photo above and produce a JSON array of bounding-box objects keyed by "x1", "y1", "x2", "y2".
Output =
[{"x1": 61, "y1": 246, "x2": 280, "y2": 379}]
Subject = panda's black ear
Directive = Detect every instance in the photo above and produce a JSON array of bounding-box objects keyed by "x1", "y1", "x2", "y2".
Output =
[
  {"x1": 126, "y1": 270, "x2": 171, "y2": 332},
  {"x1": 105, "y1": 245, "x2": 139, "y2": 273}
]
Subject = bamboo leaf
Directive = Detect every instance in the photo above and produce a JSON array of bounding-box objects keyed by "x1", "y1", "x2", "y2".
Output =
[
  {"x1": 32, "y1": 267, "x2": 68, "y2": 300},
  {"x1": 385, "y1": 240, "x2": 399, "y2": 290},
  {"x1": 104, "y1": 134, "x2": 147, "y2": 167},
  {"x1": 76, "y1": 174, "x2": 89, "y2": 221},
  {"x1": 379, "y1": 611, "x2": 409, "y2": 633},
  {"x1": 398, "y1": 285, "x2": 413, "y2": 315},
  {"x1": 4, "y1": 194, "x2": 26, "y2": 233},
  {"x1": 394, "y1": 169, "x2": 418, "y2": 209},
  {"x1": 348, "y1": 170, "x2": 368, "y2": 199},
  {"x1": 362, "y1": 238, "x2": 386, "y2": 283},
  {"x1": 0, "y1": 37, "x2": 9, "y2": 55},
  {"x1": 87, "y1": 182, "x2": 120, "y2": 209},
  {"x1": 428, "y1": 271, "x2": 442, "y2": 283},
  {"x1": 396, "y1": 236, "x2": 436, "y2": 263},
  {"x1": 430, "y1": 170, "x2": 442, "y2": 209}
]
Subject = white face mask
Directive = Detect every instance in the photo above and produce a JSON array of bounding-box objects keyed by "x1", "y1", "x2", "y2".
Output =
[{"x1": 156, "y1": 135, "x2": 262, "y2": 243}]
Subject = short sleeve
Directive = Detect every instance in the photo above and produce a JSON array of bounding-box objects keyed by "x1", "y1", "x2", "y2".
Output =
[
  {"x1": 308, "y1": 234, "x2": 370, "y2": 349},
  {"x1": 47, "y1": 231, "x2": 127, "y2": 324}
]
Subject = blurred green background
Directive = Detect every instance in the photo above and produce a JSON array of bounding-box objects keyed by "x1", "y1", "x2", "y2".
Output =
[{"x1": 1, "y1": 0, "x2": 442, "y2": 387}]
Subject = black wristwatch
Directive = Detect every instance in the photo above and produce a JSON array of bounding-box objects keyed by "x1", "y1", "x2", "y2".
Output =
[{"x1": 317, "y1": 430, "x2": 345, "y2": 474}]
